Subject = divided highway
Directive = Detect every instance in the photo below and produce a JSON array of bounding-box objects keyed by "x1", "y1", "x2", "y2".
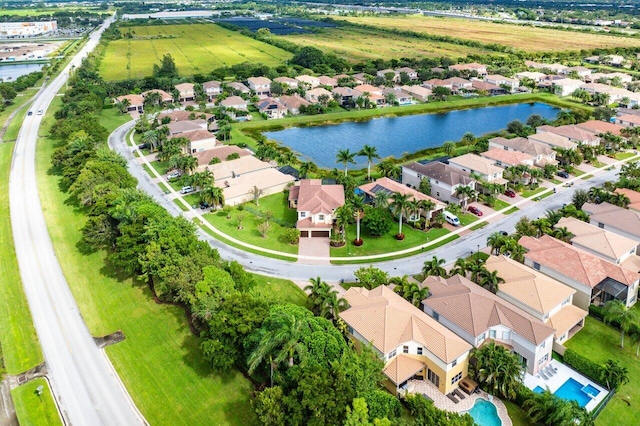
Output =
[{"x1": 9, "y1": 17, "x2": 146, "y2": 425}]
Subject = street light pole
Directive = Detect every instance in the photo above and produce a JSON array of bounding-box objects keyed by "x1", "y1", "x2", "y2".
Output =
[{"x1": 477, "y1": 244, "x2": 480, "y2": 261}]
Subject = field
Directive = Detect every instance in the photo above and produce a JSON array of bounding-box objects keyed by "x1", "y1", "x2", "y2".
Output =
[
  {"x1": 334, "y1": 15, "x2": 640, "y2": 53},
  {"x1": 281, "y1": 25, "x2": 496, "y2": 63},
  {"x1": 100, "y1": 23, "x2": 292, "y2": 80}
]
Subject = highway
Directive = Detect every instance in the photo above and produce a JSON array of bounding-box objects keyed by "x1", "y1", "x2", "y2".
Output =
[{"x1": 9, "y1": 16, "x2": 146, "y2": 426}]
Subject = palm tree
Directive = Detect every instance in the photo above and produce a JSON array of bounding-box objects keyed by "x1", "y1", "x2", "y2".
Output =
[
  {"x1": 602, "y1": 300, "x2": 639, "y2": 349},
  {"x1": 358, "y1": 144, "x2": 380, "y2": 181},
  {"x1": 373, "y1": 191, "x2": 389, "y2": 209},
  {"x1": 390, "y1": 192, "x2": 411, "y2": 237},
  {"x1": 422, "y1": 256, "x2": 447, "y2": 278},
  {"x1": 351, "y1": 195, "x2": 365, "y2": 243},
  {"x1": 442, "y1": 141, "x2": 456, "y2": 157},
  {"x1": 406, "y1": 283, "x2": 429, "y2": 307},
  {"x1": 450, "y1": 258, "x2": 470, "y2": 278},
  {"x1": 523, "y1": 390, "x2": 591, "y2": 426},
  {"x1": 299, "y1": 161, "x2": 315, "y2": 179},
  {"x1": 472, "y1": 341, "x2": 524, "y2": 400},
  {"x1": 461, "y1": 132, "x2": 475, "y2": 153},
  {"x1": 487, "y1": 231, "x2": 506, "y2": 255},
  {"x1": 630, "y1": 325, "x2": 640, "y2": 358},
  {"x1": 600, "y1": 359, "x2": 630, "y2": 391},
  {"x1": 304, "y1": 276, "x2": 328, "y2": 314},
  {"x1": 141, "y1": 129, "x2": 160, "y2": 151},
  {"x1": 247, "y1": 313, "x2": 307, "y2": 374},
  {"x1": 455, "y1": 185, "x2": 476, "y2": 206},
  {"x1": 532, "y1": 218, "x2": 552, "y2": 238},
  {"x1": 199, "y1": 185, "x2": 224, "y2": 208},
  {"x1": 553, "y1": 226, "x2": 573, "y2": 243},
  {"x1": 377, "y1": 159, "x2": 400, "y2": 179},
  {"x1": 181, "y1": 155, "x2": 198, "y2": 175},
  {"x1": 304, "y1": 277, "x2": 346, "y2": 320},
  {"x1": 468, "y1": 258, "x2": 486, "y2": 284},
  {"x1": 336, "y1": 149, "x2": 356, "y2": 176},
  {"x1": 419, "y1": 199, "x2": 436, "y2": 224},
  {"x1": 479, "y1": 269, "x2": 504, "y2": 294},
  {"x1": 545, "y1": 209, "x2": 563, "y2": 226}
]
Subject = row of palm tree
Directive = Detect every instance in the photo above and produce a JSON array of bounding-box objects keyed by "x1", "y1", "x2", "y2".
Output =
[
  {"x1": 391, "y1": 275, "x2": 429, "y2": 307},
  {"x1": 335, "y1": 144, "x2": 380, "y2": 180},
  {"x1": 588, "y1": 187, "x2": 631, "y2": 208},
  {"x1": 304, "y1": 277, "x2": 347, "y2": 321},
  {"x1": 421, "y1": 256, "x2": 504, "y2": 293}
]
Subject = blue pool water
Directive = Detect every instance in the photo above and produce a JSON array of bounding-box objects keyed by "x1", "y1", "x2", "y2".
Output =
[
  {"x1": 533, "y1": 386, "x2": 544, "y2": 394},
  {"x1": 554, "y1": 378, "x2": 593, "y2": 407},
  {"x1": 583, "y1": 384, "x2": 601, "y2": 398},
  {"x1": 466, "y1": 399, "x2": 502, "y2": 426}
]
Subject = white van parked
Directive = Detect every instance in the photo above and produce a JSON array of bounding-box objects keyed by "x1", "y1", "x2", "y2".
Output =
[{"x1": 443, "y1": 211, "x2": 460, "y2": 226}]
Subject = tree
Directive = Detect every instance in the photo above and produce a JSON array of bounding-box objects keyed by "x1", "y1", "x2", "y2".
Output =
[
  {"x1": 354, "y1": 266, "x2": 389, "y2": 290},
  {"x1": 602, "y1": 300, "x2": 639, "y2": 349},
  {"x1": 572, "y1": 189, "x2": 589, "y2": 210},
  {"x1": 600, "y1": 359, "x2": 629, "y2": 391},
  {"x1": 471, "y1": 341, "x2": 524, "y2": 400},
  {"x1": 249, "y1": 185, "x2": 264, "y2": 206},
  {"x1": 377, "y1": 159, "x2": 399, "y2": 179},
  {"x1": 361, "y1": 206, "x2": 392, "y2": 236},
  {"x1": 418, "y1": 178, "x2": 431, "y2": 196},
  {"x1": 523, "y1": 390, "x2": 592, "y2": 426},
  {"x1": 422, "y1": 256, "x2": 447, "y2": 278},
  {"x1": 199, "y1": 185, "x2": 224, "y2": 208},
  {"x1": 394, "y1": 279, "x2": 428, "y2": 307},
  {"x1": 337, "y1": 149, "x2": 356, "y2": 176},
  {"x1": 359, "y1": 145, "x2": 380, "y2": 181},
  {"x1": 487, "y1": 231, "x2": 506, "y2": 255},
  {"x1": 390, "y1": 192, "x2": 411, "y2": 237},
  {"x1": 432, "y1": 86, "x2": 451, "y2": 101},
  {"x1": 461, "y1": 132, "x2": 475, "y2": 153},
  {"x1": 153, "y1": 54, "x2": 179, "y2": 79},
  {"x1": 305, "y1": 277, "x2": 346, "y2": 320},
  {"x1": 450, "y1": 258, "x2": 470, "y2": 278},
  {"x1": 351, "y1": 195, "x2": 365, "y2": 243},
  {"x1": 257, "y1": 221, "x2": 270, "y2": 238},
  {"x1": 442, "y1": 141, "x2": 456, "y2": 157},
  {"x1": 254, "y1": 386, "x2": 286, "y2": 425},
  {"x1": 299, "y1": 161, "x2": 315, "y2": 179},
  {"x1": 478, "y1": 269, "x2": 504, "y2": 294},
  {"x1": 344, "y1": 398, "x2": 370, "y2": 426}
]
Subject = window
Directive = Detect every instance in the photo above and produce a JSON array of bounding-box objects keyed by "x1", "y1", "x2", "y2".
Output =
[
  {"x1": 503, "y1": 146, "x2": 508, "y2": 150},
  {"x1": 318, "y1": 214, "x2": 325, "y2": 221},
  {"x1": 427, "y1": 369, "x2": 440, "y2": 388},
  {"x1": 347, "y1": 326, "x2": 353, "y2": 334},
  {"x1": 388, "y1": 349, "x2": 396, "y2": 359},
  {"x1": 451, "y1": 372, "x2": 463, "y2": 385},
  {"x1": 300, "y1": 212, "x2": 306, "y2": 218},
  {"x1": 489, "y1": 330, "x2": 496, "y2": 339},
  {"x1": 541, "y1": 340, "x2": 546, "y2": 349},
  {"x1": 533, "y1": 262, "x2": 540, "y2": 271},
  {"x1": 403, "y1": 345, "x2": 409, "y2": 354},
  {"x1": 502, "y1": 331, "x2": 511, "y2": 340},
  {"x1": 562, "y1": 297, "x2": 570, "y2": 306},
  {"x1": 417, "y1": 347, "x2": 423, "y2": 355},
  {"x1": 598, "y1": 222, "x2": 605, "y2": 229},
  {"x1": 436, "y1": 192, "x2": 440, "y2": 197},
  {"x1": 478, "y1": 333, "x2": 486, "y2": 344},
  {"x1": 538, "y1": 354, "x2": 549, "y2": 365},
  {"x1": 452, "y1": 359, "x2": 457, "y2": 367},
  {"x1": 433, "y1": 311, "x2": 439, "y2": 321}
]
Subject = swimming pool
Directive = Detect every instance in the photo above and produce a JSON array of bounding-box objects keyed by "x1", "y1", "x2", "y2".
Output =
[
  {"x1": 554, "y1": 378, "x2": 600, "y2": 407},
  {"x1": 465, "y1": 398, "x2": 502, "y2": 426}
]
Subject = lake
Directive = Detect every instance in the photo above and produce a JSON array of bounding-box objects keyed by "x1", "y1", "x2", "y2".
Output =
[
  {"x1": 0, "y1": 63, "x2": 44, "y2": 82},
  {"x1": 264, "y1": 102, "x2": 560, "y2": 168}
]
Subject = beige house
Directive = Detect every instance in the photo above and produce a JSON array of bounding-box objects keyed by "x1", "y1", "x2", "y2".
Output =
[
  {"x1": 528, "y1": 132, "x2": 577, "y2": 150},
  {"x1": 288, "y1": 179, "x2": 344, "y2": 238},
  {"x1": 583, "y1": 202, "x2": 640, "y2": 241},
  {"x1": 442, "y1": 77, "x2": 472, "y2": 92},
  {"x1": 520, "y1": 235, "x2": 640, "y2": 309},
  {"x1": 157, "y1": 110, "x2": 215, "y2": 124},
  {"x1": 396, "y1": 67, "x2": 418, "y2": 80},
  {"x1": 278, "y1": 94, "x2": 310, "y2": 115},
  {"x1": 256, "y1": 97, "x2": 287, "y2": 119},
  {"x1": 295, "y1": 75, "x2": 320, "y2": 89},
  {"x1": 247, "y1": 76, "x2": 271, "y2": 96},
  {"x1": 273, "y1": 76, "x2": 298, "y2": 90},
  {"x1": 481, "y1": 148, "x2": 535, "y2": 168},
  {"x1": 616, "y1": 113, "x2": 640, "y2": 128},
  {"x1": 115, "y1": 94, "x2": 144, "y2": 113},
  {"x1": 447, "y1": 154, "x2": 505, "y2": 183},
  {"x1": 226, "y1": 81, "x2": 251, "y2": 94},
  {"x1": 141, "y1": 89, "x2": 173, "y2": 105},
  {"x1": 175, "y1": 83, "x2": 195, "y2": 102},
  {"x1": 448, "y1": 62, "x2": 488, "y2": 76},
  {"x1": 576, "y1": 120, "x2": 625, "y2": 137},
  {"x1": 340, "y1": 285, "x2": 472, "y2": 395},
  {"x1": 616, "y1": 188, "x2": 640, "y2": 212},
  {"x1": 488, "y1": 137, "x2": 557, "y2": 167},
  {"x1": 318, "y1": 75, "x2": 338, "y2": 88},
  {"x1": 515, "y1": 71, "x2": 547, "y2": 83},
  {"x1": 401, "y1": 161, "x2": 476, "y2": 206},
  {"x1": 203, "y1": 81, "x2": 222, "y2": 102},
  {"x1": 219, "y1": 96, "x2": 248, "y2": 111},
  {"x1": 485, "y1": 256, "x2": 587, "y2": 346},
  {"x1": 377, "y1": 68, "x2": 399, "y2": 82},
  {"x1": 165, "y1": 120, "x2": 207, "y2": 136},
  {"x1": 551, "y1": 78, "x2": 583, "y2": 96},
  {"x1": 400, "y1": 85, "x2": 431, "y2": 102},
  {"x1": 422, "y1": 275, "x2": 555, "y2": 375},
  {"x1": 332, "y1": 87, "x2": 363, "y2": 106},
  {"x1": 194, "y1": 145, "x2": 250, "y2": 168},
  {"x1": 305, "y1": 87, "x2": 332, "y2": 104},
  {"x1": 537, "y1": 125, "x2": 600, "y2": 147},
  {"x1": 484, "y1": 74, "x2": 520, "y2": 92},
  {"x1": 168, "y1": 129, "x2": 217, "y2": 154}
]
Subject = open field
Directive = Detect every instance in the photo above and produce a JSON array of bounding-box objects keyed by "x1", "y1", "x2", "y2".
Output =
[
  {"x1": 100, "y1": 23, "x2": 292, "y2": 80},
  {"x1": 280, "y1": 25, "x2": 496, "y2": 63},
  {"x1": 36, "y1": 99, "x2": 258, "y2": 425},
  {"x1": 334, "y1": 16, "x2": 640, "y2": 53}
]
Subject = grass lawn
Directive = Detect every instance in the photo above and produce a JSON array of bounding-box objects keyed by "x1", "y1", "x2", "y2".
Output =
[
  {"x1": 521, "y1": 186, "x2": 547, "y2": 198},
  {"x1": 100, "y1": 23, "x2": 292, "y2": 80},
  {"x1": 614, "y1": 152, "x2": 637, "y2": 160},
  {"x1": 251, "y1": 273, "x2": 307, "y2": 306},
  {"x1": 581, "y1": 174, "x2": 594, "y2": 180},
  {"x1": 11, "y1": 378, "x2": 61, "y2": 426},
  {"x1": 491, "y1": 199, "x2": 511, "y2": 211},
  {"x1": 572, "y1": 168, "x2": 585, "y2": 177},
  {"x1": 458, "y1": 212, "x2": 479, "y2": 226},
  {"x1": 35, "y1": 98, "x2": 258, "y2": 425},
  {"x1": 0, "y1": 142, "x2": 42, "y2": 375},
  {"x1": 503, "y1": 400, "x2": 531, "y2": 426},
  {"x1": 563, "y1": 317, "x2": 640, "y2": 426}
]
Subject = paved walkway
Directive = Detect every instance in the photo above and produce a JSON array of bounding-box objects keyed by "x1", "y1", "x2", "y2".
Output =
[
  {"x1": 407, "y1": 379, "x2": 512, "y2": 426},
  {"x1": 298, "y1": 237, "x2": 331, "y2": 265}
]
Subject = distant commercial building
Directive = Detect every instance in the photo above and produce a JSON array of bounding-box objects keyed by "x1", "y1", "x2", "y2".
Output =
[{"x1": 0, "y1": 21, "x2": 57, "y2": 37}]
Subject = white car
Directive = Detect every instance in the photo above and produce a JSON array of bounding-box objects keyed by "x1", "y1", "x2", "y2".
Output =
[
  {"x1": 179, "y1": 186, "x2": 194, "y2": 194},
  {"x1": 167, "y1": 171, "x2": 181, "y2": 180},
  {"x1": 37, "y1": 110, "x2": 43, "y2": 115}
]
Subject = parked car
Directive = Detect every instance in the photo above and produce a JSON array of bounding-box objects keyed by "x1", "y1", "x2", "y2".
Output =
[
  {"x1": 167, "y1": 171, "x2": 181, "y2": 180},
  {"x1": 557, "y1": 171, "x2": 570, "y2": 179},
  {"x1": 499, "y1": 230, "x2": 508, "y2": 236},
  {"x1": 468, "y1": 206, "x2": 483, "y2": 216},
  {"x1": 138, "y1": 143, "x2": 149, "y2": 150},
  {"x1": 199, "y1": 201, "x2": 210, "y2": 209},
  {"x1": 180, "y1": 186, "x2": 194, "y2": 194},
  {"x1": 504, "y1": 189, "x2": 516, "y2": 198},
  {"x1": 28, "y1": 111, "x2": 33, "y2": 116}
]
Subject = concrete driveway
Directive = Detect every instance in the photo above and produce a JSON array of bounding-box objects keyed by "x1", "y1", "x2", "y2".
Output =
[{"x1": 298, "y1": 237, "x2": 331, "y2": 265}]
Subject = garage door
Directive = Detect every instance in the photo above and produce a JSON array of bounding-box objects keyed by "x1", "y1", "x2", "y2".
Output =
[
  {"x1": 300, "y1": 231, "x2": 309, "y2": 237},
  {"x1": 311, "y1": 231, "x2": 329, "y2": 237}
]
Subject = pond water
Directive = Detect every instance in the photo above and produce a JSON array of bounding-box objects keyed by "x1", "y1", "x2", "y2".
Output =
[
  {"x1": 0, "y1": 63, "x2": 43, "y2": 82},
  {"x1": 264, "y1": 102, "x2": 560, "y2": 168}
]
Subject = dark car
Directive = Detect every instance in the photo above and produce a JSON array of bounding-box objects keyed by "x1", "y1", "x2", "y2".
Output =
[
  {"x1": 138, "y1": 143, "x2": 149, "y2": 150},
  {"x1": 504, "y1": 189, "x2": 516, "y2": 198},
  {"x1": 28, "y1": 111, "x2": 33, "y2": 116},
  {"x1": 468, "y1": 206, "x2": 483, "y2": 216},
  {"x1": 557, "y1": 171, "x2": 570, "y2": 179}
]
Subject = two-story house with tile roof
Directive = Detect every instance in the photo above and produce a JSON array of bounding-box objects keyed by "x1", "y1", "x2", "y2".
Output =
[
  {"x1": 203, "y1": 81, "x2": 222, "y2": 102},
  {"x1": 288, "y1": 179, "x2": 344, "y2": 238},
  {"x1": 402, "y1": 161, "x2": 476, "y2": 206},
  {"x1": 447, "y1": 154, "x2": 506, "y2": 184},
  {"x1": 247, "y1": 76, "x2": 271, "y2": 96},
  {"x1": 488, "y1": 137, "x2": 557, "y2": 167},
  {"x1": 175, "y1": 83, "x2": 195, "y2": 102},
  {"x1": 536, "y1": 125, "x2": 600, "y2": 147},
  {"x1": 582, "y1": 202, "x2": 640, "y2": 241}
]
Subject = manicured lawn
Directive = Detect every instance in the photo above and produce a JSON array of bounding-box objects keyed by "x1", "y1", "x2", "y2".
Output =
[
  {"x1": 564, "y1": 317, "x2": 640, "y2": 426},
  {"x1": 572, "y1": 169, "x2": 586, "y2": 177},
  {"x1": 100, "y1": 23, "x2": 292, "y2": 80},
  {"x1": 521, "y1": 186, "x2": 547, "y2": 198},
  {"x1": 11, "y1": 378, "x2": 61, "y2": 426},
  {"x1": 581, "y1": 174, "x2": 594, "y2": 180},
  {"x1": 614, "y1": 152, "x2": 637, "y2": 160},
  {"x1": 491, "y1": 199, "x2": 511, "y2": 211},
  {"x1": 35, "y1": 98, "x2": 258, "y2": 425},
  {"x1": 458, "y1": 212, "x2": 479, "y2": 226},
  {"x1": 98, "y1": 107, "x2": 132, "y2": 130},
  {"x1": 251, "y1": 273, "x2": 307, "y2": 306},
  {"x1": 503, "y1": 400, "x2": 531, "y2": 426}
]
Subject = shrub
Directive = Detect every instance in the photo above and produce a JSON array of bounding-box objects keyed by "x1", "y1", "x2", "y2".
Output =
[
  {"x1": 362, "y1": 390, "x2": 401, "y2": 421},
  {"x1": 282, "y1": 228, "x2": 300, "y2": 245},
  {"x1": 564, "y1": 349, "x2": 605, "y2": 386}
]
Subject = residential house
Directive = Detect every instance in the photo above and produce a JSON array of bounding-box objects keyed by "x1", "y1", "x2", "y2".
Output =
[
  {"x1": 422, "y1": 79, "x2": 452, "y2": 90},
  {"x1": 141, "y1": 89, "x2": 173, "y2": 105},
  {"x1": 278, "y1": 94, "x2": 310, "y2": 115},
  {"x1": 219, "y1": 96, "x2": 248, "y2": 111},
  {"x1": 226, "y1": 81, "x2": 251, "y2": 95},
  {"x1": 551, "y1": 78, "x2": 583, "y2": 96},
  {"x1": 377, "y1": 68, "x2": 399, "y2": 83},
  {"x1": 295, "y1": 75, "x2": 320, "y2": 89},
  {"x1": 448, "y1": 62, "x2": 488, "y2": 76},
  {"x1": 115, "y1": 94, "x2": 144, "y2": 113},
  {"x1": 203, "y1": 81, "x2": 222, "y2": 102},
  {"x1": 273, "y1": 76, "x2": 299, "y2": 90},
  {"x1": 157, "y1": 110, "x2": 215, "y2": 124},
  {"x1": 396, "y1": 67, "x2": 418, "y2": 80},
  {"x1": 470, "y1": 80, "x2": 506, "y2": 96},
  {"x1": 382, "y1": 87, "x2": 412, "y2": 105},
  {"x1": 305, "y1": 87, "x2": 333, "y2": 104},
  {"x1": 525, "y1": 61, "x2": 568, "y2": 74},
  {"x1": 615, "y1": 113, "x2": 640, "y2": 128},
  {"x1": 582, "y1": 202, "x2": 640, "y2": 241},
  {"x1": 340, "y1": 286, "x2": 472, "y2": 395},
  {"x1": 515, "y1": 71, "x2": 547, "y2": 83},
  {"x1": 354, "y1": 84, "x2": 385, "y2": 106},
  {"x1": 528, "y1": 132, "x2": 577, "y2": 150},
  {"x1": 194, "y1": 145, "x2": 250, "y2": 168},
  {"x1": 580, "y1": 82, "x2": 628, "y2": 104},
  {"x1": 165, "y1": 120, "x2": 207, "y2": 136},
  {"x1": 488, "y1": 137, "x2": 557, "y2": 167},
  {"x1": 402, "y1": 161, "x2": 476, "y2": 206},
  {"x1": 247, "y1": 76, "x2": 271, "y2": 96},
  {"x1": 447, "y1": 154, "x2": 505, "y2": 184},
  {"x1": 576, "y1": 120, "x2": 625, "y2": 137},
  {"x1": 175, "y1": 83, "x2": 195, "y2": 102},
  {"x1": 168, "y1": 129, "x2": 217, "y2": 154},
  {"x1": 519, "y1": 235, "x2": 640, "y2": 309},
  {"x1": 606, "y1": 72, "x2": 633, "y2": 84},
  {"x1": 430, "y1": 67, "x2": 446, "y2": 75},
  {"x1": 536, "y1": 125, "x2": 600, "y2": 147},
  {"x1": 400, "y1": 85, "x2": 431, "y2": 102},
  {"x1": 561, "y1": 66, "x2": 592, "y2": 79},
  {"x1": 484, "y1": 74, "x2": 520, "y2": 92},
  {"x1": 256, "y1": 97, "x2": 287, "y2": 119},
  {"x1": 288, "y1": 179, "x2": 344, "y2": 238},
  {"x1": 351, "y1": 73, "x2": 371, "y2": 84},
  {"x1": 556, "y1": 217, "x2": 639, "y2": 266},
  {"x1": 332, "y1": 87, "x2": 363, "y2": 107},
  {"x1": 481, "y1": 148, "x2": 535, "y2": 168},
  {"x1": 615, "y1": 188, "x2": 640, "y2": 212},
  {"x1": 422, "y1": 275, "x2": 555, "y2": 375},
  {"x1": 318, "y1": 75, "x2": 338, "y2": 88},
  {"x1": 485, "y1": 256, "x2": 587, "y2": 346},
  {"x1": 358, "y1": 177, "x2": 445, "y2": 221},
  {"x1": 443, "y1": 77, "x2": 472, "y2": 92}
]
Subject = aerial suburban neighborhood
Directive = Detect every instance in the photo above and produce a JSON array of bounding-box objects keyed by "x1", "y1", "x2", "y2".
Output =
[{"x1": 2, "y1": 1, "x2": 640, "y2": 426}]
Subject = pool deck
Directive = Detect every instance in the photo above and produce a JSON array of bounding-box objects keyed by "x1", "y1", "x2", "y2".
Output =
[
  {"x1": 523, "y1": 359, "x2": 608, "y2": 412},
  {"x1": 406, "y1": 379, "x2": 512, "y2": 426}
]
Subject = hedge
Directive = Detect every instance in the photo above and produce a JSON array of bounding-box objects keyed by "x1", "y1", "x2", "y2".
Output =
[
  {"x1": 589, "y1": 304, "x2": 640, "y2": 335},
  {"x1": 563, "y1": 349, "x2": 606, "y2": 387}
]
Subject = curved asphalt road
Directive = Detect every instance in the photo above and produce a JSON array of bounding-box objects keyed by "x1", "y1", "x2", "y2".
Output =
[
  {"x1": 111, "y1": 121, "x2": 626, "y2": 282},
  {"x1": 10, "y1": 17, "x2": 146, "y2": 425}
]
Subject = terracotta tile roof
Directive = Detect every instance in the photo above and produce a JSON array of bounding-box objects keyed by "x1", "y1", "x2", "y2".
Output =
[
  {"x1": 227, "y1": 82, "x2": 250, "y2": 93},
  {"x1": 141, "y1": 89, "x2": 173, "y2": 102},
  {"x1": 289, "y1": 179, "x2": 344, "y2": 215},
  {"x1": 423, "y1": 275, "x2": 555, "y2": 346},
  {"x1": 404, "y1": 162, "x2": 474, "y2": 187},
  {"x1": 332, "y1": 87, "x2": 363, "y2": 97},
  {"x1": 175, "y1": 83, "x2": 194, "y2": 93},
  {"x1": 203, "y1": 80, "x2": 221, "y2": 91},
  {"x1": 273, "y1": 76, "x2": 298, "y2": 86},
  {"x1": 278, "y1": 94, "x2": 310, "y2": 110},
  {"x1": 537, "y1": 125, "x2": 599, "y2": 142},
  {"x1": 340, "y1": 286, "x2": 471, "y2": 363},
  {"x1": 219, "y1": 96, "x2": 247, "y2": 109},
  {"x1": 471, "y1": 80, "x2": 501, "y2": 91},
  {"x1": 358, "y1": 177, "x2": 445, "y2": 209},
  {"x1": 485, "y1": 255, "x2": 575, "y2": 315},
  {"x1": 529, "y1": 132, "x2": 577, "y2": 149},
  {"x1": 168, "y1": 129, "x2": 215, "y2": 143},
  {"x1": 209, "y1": 156, "x2": 272, "y2": 181},
  {"x1": 165, "y1": 120, "x2": 205, "y2": 135},
  {"x1": 247, "y1": 76, "x2": 271, "y2": 86},
  {"x1": 447, "y1": 153, "x2": 503, "y2": 177},
  {"x1": 354, "y1": 84, "x2": 381, "y2": 94},
  {"x1": 217, "y1": 168, "x2": 295, "y2": 203},
  {"x1": 519, "y1": 235, "x2": 640, "y2": 287},
  {"x1": 194, "y1": 145, "x2": 250, "y2": 167},
  {"x1": 116, "y1": 94, "x2": 144, "y2": 106},
  {"x1": 548, "y1": 305, "x2": 588, "y2": 339},
  {"x1": 582, "y1": 202, "x2": 640, "y2": 239},
  {"x1": 157, "y1": 110, "x2": 215, "y2": 122},
  {"x1": 482, "y1": 148, "x2": 533, "y2": 166},
  {"x1": 489, "y1": 137, "x2": 555, "y2": 158},
  {"x1": 576, "y1": 120, "x2": 624, "y2": 136},
  {"x1": 557, "y1": 217, "x2": 638, "y2": 261},
  {"x1": 616, "y1": 188, "x2": 640, "y2": 212},
  {"x1": 383, "y1": 355, "x2": 426, "y2": 385},
  {"x1": 318, "y1": 75, "x2": 338, "y2": 87}
]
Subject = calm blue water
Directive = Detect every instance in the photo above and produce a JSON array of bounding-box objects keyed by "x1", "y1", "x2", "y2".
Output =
[
  {"x1": 554, "y1": 378, "x2": 592, "y2": 407},
  {"x1": 264, "y1": 102, "x2": 560, "y2": 168},
  {"x1": 0, "y1": 63, "x2": 43, "y2": 82},
  {"x1": 466, "y1": 399, "x2": 502, "y2": 426}
]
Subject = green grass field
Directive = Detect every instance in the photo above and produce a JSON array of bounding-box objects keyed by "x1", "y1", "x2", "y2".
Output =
[
  {"x1": 564, "y1": 316, "x2": 640, "y2": 426},
  {"x1": 11, "y1": 378, "x2": 61, "y2": 426},
  {"x1": 100, "y1": 23, "x2": 292, "y2": 80}
]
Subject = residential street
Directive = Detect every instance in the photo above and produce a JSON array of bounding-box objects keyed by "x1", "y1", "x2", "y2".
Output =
[
  {"x1": 111, "y1": 121, "x2": 625, "y2": 283},
  {"x1": 9, "y1": 17, "x2": 146, "y2": 426}
]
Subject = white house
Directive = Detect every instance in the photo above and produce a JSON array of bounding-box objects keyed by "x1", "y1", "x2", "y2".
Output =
[
  {"x1": 402, "y1": 161, "x2": 476, "y2": 205},
  {"x1": 288, "y1": 179, "x2": 344, "y2": 238},
  {"x1": 247, "y1": 76, "x2": 271, "y2": 96}
]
